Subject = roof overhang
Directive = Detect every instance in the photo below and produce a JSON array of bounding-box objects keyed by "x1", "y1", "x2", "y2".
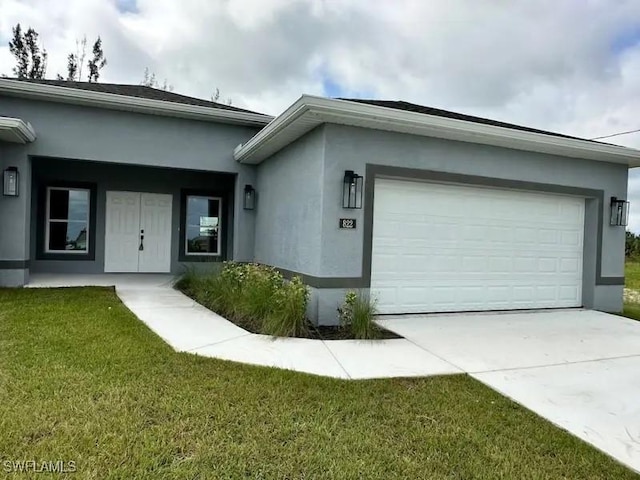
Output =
[
  {"x1": 0, "y1": 79, "x2": 273, "y2": 127},
  {"x1": 0, "y1": 116, "x2": 36, "y2": 144},
  {"x1": 234, "y1": 95, "x2": 640, "y2": 167}
]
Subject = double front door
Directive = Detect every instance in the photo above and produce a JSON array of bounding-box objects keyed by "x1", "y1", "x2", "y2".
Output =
[{"x1": 104, "y1": 191, "x2": 172, "y2": 273}]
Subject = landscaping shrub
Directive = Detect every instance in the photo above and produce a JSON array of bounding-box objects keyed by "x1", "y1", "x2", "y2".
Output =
[
  {"x1": 338, "y1": 290, "x2": 380, "y2": 339},
  {"x1": 174, "y1": 266, "x2": 199, "y2": 296},
  {"x1": 175, "y1": 264, "x2": 223, "y2": 301},
  {"x1": 235, "y1": 263, "x2": 283, "y2": 323},
  {"x1": 204, "y1": 274, "x2": 239, "y2": 321},
  {"x1": 263, "y1": 276, "x2": 309, "y2": 337},
  {"x1": 177, "y1": 262, "x2": 309, "y2": 337}
]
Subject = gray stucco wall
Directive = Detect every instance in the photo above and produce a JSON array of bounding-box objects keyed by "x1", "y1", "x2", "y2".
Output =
[
  {"x1": 254, "y1": 126, "x2": 325, "y2": 274},
  {"x1": 258, "y1": 124, "x2": 628, "y2": 324},
  {"x1": 0, "y1": 96, "x2": 259, "y2": 172},
  {"x1": 0, "y1": 95, "x2": 260, "y2": 283},
  {"x1": 321, "y1": 124, "x2": 628, "y2": 279},
  {"x1": 0, "y1": 142, "x2": 31, "y2": 285}
]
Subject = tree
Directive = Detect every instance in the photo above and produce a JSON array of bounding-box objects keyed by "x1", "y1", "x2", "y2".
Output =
[
  {"x1": 87, "y1": 36, "x2": 107, "y2": 82},
  {"x1": 8, "y1": 26, "x2": 107, "y2": 82},
  {"x1": 141, "y1": 67, "x2": 173, "y2": 91},
  {"x1": 62, "y1": 35, "x2": 88, "y2": 81},
  {"x1": 139, "y1": 68, "x2": 231, "y2": 105},
  {"x1": 65, "y1": 53, "x2": 78, "y2": 81},
  {"x1": 211, "y1": 87, "x2": 232, "y2": 106},
  {"x1": 626, "y1": 231, "x2": 640, "y2": 259},
  {"x1": 8, "y1": 24, "x2": 47, "y2": 79},
  {"x1": 8, "y1": 24, "x2": 28, "y2": 78},
  {"x1": 58, "y1": 35, "x2": 106, "y2": 82}
]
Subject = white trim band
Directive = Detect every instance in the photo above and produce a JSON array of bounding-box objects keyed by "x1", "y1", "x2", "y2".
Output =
[
  {"x1": 0, "y1": 116, "x2": 37, "y2": 143},
  {"x1": 0, "y1": 79, "x2": 273, "y2": 127},
  {"x1": 234, "y1": 95, "x2": 640, "y2": 166}
]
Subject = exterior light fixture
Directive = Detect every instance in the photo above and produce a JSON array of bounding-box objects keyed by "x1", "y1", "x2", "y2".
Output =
[
  {"x1": 243, "y1": 184, "x2": 256, "y2": 210},
  {"x1": 2, "y1": 167, "x2": 19, "y2": 197},
  {"x1": 610, "y1": 197, "x2": 630, "y2": 226},
  {"x1": 342, "y1": 170, "x2": 363, "y2": 209}
]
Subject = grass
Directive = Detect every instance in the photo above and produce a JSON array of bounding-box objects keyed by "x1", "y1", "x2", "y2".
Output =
[
  {"x1": 622, "y1": 303, "x2": 640, "y2": 321},
  {"x1": 0, "y1": 288, "x2": 637, "y2": 479},
  {"x1": 624, "y1": 260, "x2": 640, "y2": 321},
  {"x1": 625, "y1": 260, "x2": 640, "y2": 291}
]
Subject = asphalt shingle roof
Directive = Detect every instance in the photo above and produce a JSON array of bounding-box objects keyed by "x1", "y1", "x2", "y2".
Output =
[
  {"x1": 340, "y1": 98, "x2": 598, "y2": 143},
  {"x1": 13, "y1": 78, "x2": 264, "y2": 115},
  {"x1": 4, "y1": 80, "x2": 603, "y2": 142}
]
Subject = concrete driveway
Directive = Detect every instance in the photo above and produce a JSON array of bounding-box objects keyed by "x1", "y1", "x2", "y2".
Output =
[{"x1": 377, "y1": 309, "x2": 640, "y2": 473}]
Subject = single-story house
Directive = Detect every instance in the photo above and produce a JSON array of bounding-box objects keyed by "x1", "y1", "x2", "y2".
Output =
[{"x1": 1, "y1": 78, "x2": 638, "y2": 324}]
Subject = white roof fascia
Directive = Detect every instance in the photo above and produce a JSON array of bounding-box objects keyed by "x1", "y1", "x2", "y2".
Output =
[
  {"x1": 0, "y1": 79, "x2": 273, "y2": 127},
  {"x1": 234, "y1": 95, "x2": 640, "y2": 167},
  {"x1": 0, "y1": 116, "x2": 37, "y2": 143}
]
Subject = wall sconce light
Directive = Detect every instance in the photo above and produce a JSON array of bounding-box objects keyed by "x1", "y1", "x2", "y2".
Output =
[
  {"x1": 243, "y1": 184, "x2": 256, "y2": 210},
  {"x1": 3, "y1": 167, "x2": 19, "y2": 197},
  {"x1": 342, "y1": 170, "x2": 363, "y2": 209},
  {"x1": 610, "y1": 196, "x2": 630, "y2": 226}
]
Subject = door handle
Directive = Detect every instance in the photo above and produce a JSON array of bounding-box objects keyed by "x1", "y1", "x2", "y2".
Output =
[{"x1": 139, "y1": 229, "x2": 144, "y2": 251}]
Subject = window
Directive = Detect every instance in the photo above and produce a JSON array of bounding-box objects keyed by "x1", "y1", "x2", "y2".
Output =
[
  {"x1": 185, "y1": 195, "x2": 222, "y2": 256},
  {"x1": 45, "y1": 187, "x2": 90, "y2": 253}
]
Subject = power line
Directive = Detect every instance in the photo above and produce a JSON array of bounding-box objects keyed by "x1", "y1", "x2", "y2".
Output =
[{"x1": 590, "y1": 128, "x2": 640, "y2": 140}]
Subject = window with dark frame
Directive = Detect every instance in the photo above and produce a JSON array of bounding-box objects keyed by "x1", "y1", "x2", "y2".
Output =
[
  {"x1": 45, "y1": 187, "x2": 90, "y2": 253},
  {"x1": 185, "y1": 195, "x2": 222, "y2": 256}
]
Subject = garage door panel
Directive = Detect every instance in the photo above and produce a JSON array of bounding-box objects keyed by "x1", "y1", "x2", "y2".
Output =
[
  {"x1": 399, "y1": 287, "x2": 432, "y2": 305},
  {"x1": 561, "y1": 230, "x2": 582, "y2": 246},
  {"x1": 535, "y1": 286, "x2": 558, "y2": 302},
  {"x1": 512, "y1": 286, "x2": 535, "y2": 302},
  {"x1": 489, "y1": 257, "x2": 512, "y2": 273},
  {"x1": 538, "y1": 258, "x2": 558, "y2": 273},
  {"x1": 560, "y1": 258, "x2": 581, "y2": 273},
  {"x1": 487, "y1": 286, "x2": 512, "y2": 302},
  {"x1": 461, "y1": 256, "x2": 489, "y2": 272},
  {"x1": 371, "y1": 178, "x2": 584, "y2": 314},
  {"x1": 559, "y1": 285, "x2": 580, "y2": 301}
]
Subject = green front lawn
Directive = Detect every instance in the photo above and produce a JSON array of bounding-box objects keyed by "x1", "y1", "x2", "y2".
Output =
[{"x1": 0, "y1": 288, "x2": 635, "y2": 479}]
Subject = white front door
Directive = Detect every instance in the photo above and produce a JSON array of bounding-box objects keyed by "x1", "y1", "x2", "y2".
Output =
[
  {"x1": 104, "y1": 191, "x2": 141, "y2": 273},
  {"x1": 138, "y1": 193, "x2": 172, "y2": 273},
  {"x1": 104, "y1": 191, "x2": 172, "y2": 273}
]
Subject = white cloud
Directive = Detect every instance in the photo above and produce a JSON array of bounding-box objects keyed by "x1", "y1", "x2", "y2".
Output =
[{"x1": 2, "y1": 0, "x2": 640, "y2": 228}]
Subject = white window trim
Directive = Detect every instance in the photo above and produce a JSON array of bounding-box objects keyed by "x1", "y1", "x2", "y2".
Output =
[
  {"x1": 44, "y1": 187, "x2": 91, "y2": 254},
  {"x1": 185, "y1": 195, "x2": 222, "y2": 256}
]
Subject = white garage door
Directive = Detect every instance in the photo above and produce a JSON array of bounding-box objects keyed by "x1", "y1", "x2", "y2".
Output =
[{"x1": 370, "y1": 178, "x2": 584, "y2": 314}]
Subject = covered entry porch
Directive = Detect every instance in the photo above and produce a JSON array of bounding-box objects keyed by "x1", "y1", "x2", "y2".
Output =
[{"x1": 29, "y1": 157, "x2": 238, "y2": 277}]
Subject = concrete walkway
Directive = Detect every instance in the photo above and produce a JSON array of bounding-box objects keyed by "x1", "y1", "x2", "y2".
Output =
[{"x1": 27, "y1": 274, "x2": 461, "y2": 380}]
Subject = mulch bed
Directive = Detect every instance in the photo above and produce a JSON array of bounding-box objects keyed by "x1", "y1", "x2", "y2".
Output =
[
  {"x1": 178, "y1": 286, "x2": 402, "y2": 340},
  {"x1": 230, "y1": 316, "x2": 401, "y2": 340},
  {"x1": 304, "y1": 324, "x2": 401, "y2": 340}
]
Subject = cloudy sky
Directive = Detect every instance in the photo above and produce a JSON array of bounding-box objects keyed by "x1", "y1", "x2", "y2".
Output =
[{"x1": 2, "y1": 0, "x2": 640, "y2": 229}]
